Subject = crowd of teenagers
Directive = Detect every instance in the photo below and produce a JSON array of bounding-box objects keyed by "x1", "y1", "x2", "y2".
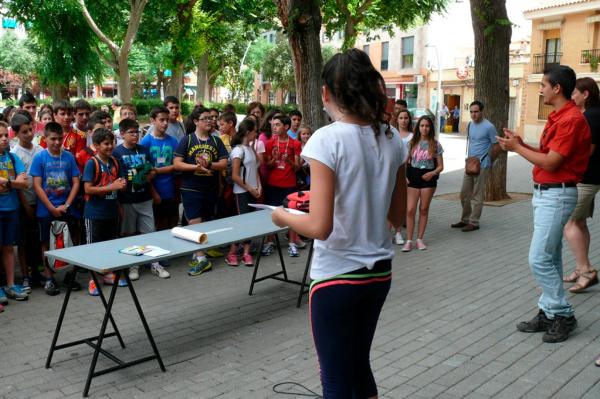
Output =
[{"x1": 0, "y1": 92, "x2": 315, "y2": 310}]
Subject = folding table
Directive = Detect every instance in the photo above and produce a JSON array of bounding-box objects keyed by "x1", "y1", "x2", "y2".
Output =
[{"x1": 44, "y1": 210, "x2": 312, "y2": 397}]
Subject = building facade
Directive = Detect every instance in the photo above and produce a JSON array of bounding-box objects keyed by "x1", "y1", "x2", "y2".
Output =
[{"x1": 522, "y1": 0, "x2": 600, "y2": 142}]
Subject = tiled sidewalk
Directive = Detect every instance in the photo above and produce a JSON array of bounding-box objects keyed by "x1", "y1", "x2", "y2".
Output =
[{"x1": 1, "y1": 150, "x2": 599, "y2": 398}]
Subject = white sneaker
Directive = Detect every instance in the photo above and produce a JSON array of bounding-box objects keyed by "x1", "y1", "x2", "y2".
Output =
[
  {"x1": 129, "y1": 266, "x2": 140, "y2": 281},
  {"x1": 394, "y1": 231, "x2": 405, "y2": 245},
  {"x1": 151, "y1": 262, "x2": 170, "y2": 278},
  {"x1": 294, "y1": 239, "x2": 307, "y2": 249}
]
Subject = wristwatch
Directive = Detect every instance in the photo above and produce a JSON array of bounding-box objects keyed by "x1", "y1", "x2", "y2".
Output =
[
  {"x1": 5, "y1": 179, "x2": 11, "y2": 189},
  {"x1": 65, "y1": 203, "x2": 71, "y2": 209}
]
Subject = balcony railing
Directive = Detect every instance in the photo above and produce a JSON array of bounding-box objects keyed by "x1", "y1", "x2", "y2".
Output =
[
  {"x1": 581, "y1": 49, "x2": 600, "y2": 63},
  {"x1": 532, "y1": 53, "x2": 562, "y2": 74}
]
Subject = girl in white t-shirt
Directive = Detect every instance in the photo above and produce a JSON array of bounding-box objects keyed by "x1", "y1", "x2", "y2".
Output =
[
  {"x1": 225, "y1": 118, "x2": 261, "y2": 266},
  {"x1": 272, "y1": 49, "x2": 407, "y2": 399},
  {"x1": 392, "y1": 109, "x2": 413, "y2": 245}
]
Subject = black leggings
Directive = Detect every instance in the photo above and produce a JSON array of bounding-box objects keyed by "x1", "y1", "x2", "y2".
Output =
[{"x1": 310, "y1": 260, "x2": 392, "y2": 398}]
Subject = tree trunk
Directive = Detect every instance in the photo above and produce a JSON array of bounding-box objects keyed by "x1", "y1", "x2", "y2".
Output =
[
  {"x1": 156, "y1": 70, "x2": 164, "y2": 99},
  {"x1": 166, "y1": 65, "x2": 184, "y2": 99},
  {"x1": 51, "y1": 83, "x2": 69, "y2": 101},
  {"x1": 342, "y1": 20, "x2": 357, "y2": 50},
  {"x1": 277, "y1": 0, "x2": 326, "y2": 130},
  {"x1": 116, "y1": 53, "x2": 132, "y2": 103},
  {"x1": 79, "y1": 0, "x2": 147, "y2": 104},
  {"x1": 167, "y1": 0, "x2": 197, "y2": 101},
  {"x1": 196, "y1": 53, "x2": 209, "y2": 103},
  {"x1": 208, "y1": 83, "x2": 214, "y2": 102},
  {"x1": 470, "y1": 0, "x2": 512, "y2": 201}
]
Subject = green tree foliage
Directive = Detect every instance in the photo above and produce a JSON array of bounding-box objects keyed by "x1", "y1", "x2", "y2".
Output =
[
  {"x1": 262, "y1": 40, "x2": 295, "y2": 95},
  {"x1": 3, "y1": 0, "x2": 104, "y2": 97},
  {"x1": 212, "y1": 22, "x2": 258, "y2": 102},
  {"x1": 261, "y1": 40, "x2": 338, "y2": 102},
  {"x1": 321, "y1": 0, "x2": 449, "y2": 49},
  {"x1": 0, "y1": 31, "x2": 37, "y2": 87},
  {"x1": 128, "y1": 43, "x2": 172, "y2": 98}
]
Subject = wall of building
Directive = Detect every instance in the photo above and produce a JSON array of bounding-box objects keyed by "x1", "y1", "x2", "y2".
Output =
[{"x1": 523, "y1": 5, "x2": 600, "y2": 142}]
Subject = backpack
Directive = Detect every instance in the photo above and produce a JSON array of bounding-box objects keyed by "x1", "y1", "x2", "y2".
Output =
[
  {"x1": 283, "y1": 191, "x2": 310, "y2": 213},
  {"x1": 3, "y1": 152, "x2": 17, "y2": 183},
  {"x1": 84, "y1": 155, "x2": 120, "y2": 200},
  {"x1": 48, "y1": 220, "x2": 73, "y2": 271}
]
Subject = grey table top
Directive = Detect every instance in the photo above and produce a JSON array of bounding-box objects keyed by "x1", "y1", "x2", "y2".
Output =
[{"x1": 45, "y1": 210, "x2": 287, "y2": 273}]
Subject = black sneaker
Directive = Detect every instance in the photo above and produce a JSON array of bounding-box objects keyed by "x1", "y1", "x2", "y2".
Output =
[
  {"x1": 63, "y1": 273, "x2": 82, "y2": 291},
  {"x1": 44, "y1": 278, "x2": 60, "y2": 296},
  {"x1": 517, "y1": 309, "x2": 552, "y2": 333},
  {"x1": 542, "y1": 315, "x2": 577, "y2": 343}
]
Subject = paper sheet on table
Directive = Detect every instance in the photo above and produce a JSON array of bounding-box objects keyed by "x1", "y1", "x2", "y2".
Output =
[
  {"x1": 144, "y1": 246, "x2": 171, "y2": 257},
  {"x1": 248, "y1": 203, "x2": 305, "y2": 215},
  {"x1": 171, "y1": 227, "x2": 208, "y2": 243}
]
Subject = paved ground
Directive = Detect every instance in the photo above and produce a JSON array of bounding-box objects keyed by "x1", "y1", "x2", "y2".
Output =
[{"x1": 1, "y1": 134, "x2": 600, "y2": 399}]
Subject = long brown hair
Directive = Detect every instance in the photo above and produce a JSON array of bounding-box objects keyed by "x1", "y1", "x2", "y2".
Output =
[
  {"x1": 575, "y1": 77, "x2": 600, "y2": 109},
  {"x1": 322, "y1": 48, "x2": 391, "y2": 137},
  {"x1": 409, "y1": 115, "x2": 437, "y2": 157}
]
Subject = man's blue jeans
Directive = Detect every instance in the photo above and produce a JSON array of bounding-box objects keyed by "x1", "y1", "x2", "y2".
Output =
[{"x1": 529, "y1": 186, "x2": 577, "y2": 318}]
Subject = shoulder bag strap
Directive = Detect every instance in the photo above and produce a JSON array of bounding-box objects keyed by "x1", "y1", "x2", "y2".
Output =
[{"x1": 465, "y1": 122, "x2": 471, "y2": 158}]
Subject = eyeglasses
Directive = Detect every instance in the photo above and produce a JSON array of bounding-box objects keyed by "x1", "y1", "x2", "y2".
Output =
[{"x1": 197, "y1": 117, "x2": 212, "y2": 122}]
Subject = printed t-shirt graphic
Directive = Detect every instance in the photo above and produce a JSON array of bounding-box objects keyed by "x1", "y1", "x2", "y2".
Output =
[
  {"x1": 140, "y1": 133, "x2": 178, "y2": 200},
  {"x1": 174, "y1": 134, "x2": 228, "y2": 192},
  {"x1": 29, "y1": 150, "x2": 80, "y2": 217},
  {"x1": 409, "y1": 141, "x2": 443, "y2": 169}
]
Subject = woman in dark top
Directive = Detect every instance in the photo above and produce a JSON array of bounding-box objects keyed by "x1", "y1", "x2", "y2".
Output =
[{"x1": 563, "y1": 77, "x2": 600, "y2": 299}]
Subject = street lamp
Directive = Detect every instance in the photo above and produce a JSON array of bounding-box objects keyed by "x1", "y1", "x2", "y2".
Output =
[{"x1": 425, "y1": 44, "x2": 443, "y2": 136}]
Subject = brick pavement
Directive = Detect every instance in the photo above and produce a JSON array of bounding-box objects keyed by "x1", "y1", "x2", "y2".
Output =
[{"x1": 1, "y1": 137, "x2": 600, "y2": 398}]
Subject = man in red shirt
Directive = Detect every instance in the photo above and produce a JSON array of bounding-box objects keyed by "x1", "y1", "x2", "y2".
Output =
[
  {"x1": 264, "y1": 114, "x2": 304, "y2": 257},
  {"x1": 40, "y1": 101, "x2": 86, "y2": 156},
  {"x1": 500, "y1": 65, "x2": 591, "y2": 343}
]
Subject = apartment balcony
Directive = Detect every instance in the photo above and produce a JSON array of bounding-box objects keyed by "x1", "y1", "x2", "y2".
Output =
[
  {"x1": 531, "y1": 53, "x2": 562, "y2": 74},
  {"x1": 581, "y1": 49, "x2": 600, "y2": 63}
]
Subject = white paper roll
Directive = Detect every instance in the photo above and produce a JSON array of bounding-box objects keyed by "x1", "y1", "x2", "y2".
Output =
[{"x1": 171, "y1": 227, "x2": 208, "y2": 244}]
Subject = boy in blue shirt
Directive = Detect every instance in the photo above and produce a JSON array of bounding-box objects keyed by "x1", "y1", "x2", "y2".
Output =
[
  {"x1": 82, "y1": 128, "x2": 127, "y2": 295},
  {"x1": 113, "y1": 119, "x2": 169, "y2": 280},
  {"x1": 0, "y1": 121, "x2": 30, "y2": 304},
  {"x1": 140, "y1": 107, "x2": 179, "y2": 231},
  {"x1": 31, "y1": 122, "x2": 81, "y2": 296}
]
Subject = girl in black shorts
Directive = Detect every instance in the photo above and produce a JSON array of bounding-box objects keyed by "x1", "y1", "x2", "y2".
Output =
[{"x1": 403, "y1": 115, "x2": 444, "y2": 252}]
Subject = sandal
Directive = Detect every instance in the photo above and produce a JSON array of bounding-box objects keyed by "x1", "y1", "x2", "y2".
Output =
[
  {"x1": 568, "y1": 270, "x2": 598, "y2": 293},
  {"x1": 563, "y1": 270, "x2": 580, "y2": 283}
]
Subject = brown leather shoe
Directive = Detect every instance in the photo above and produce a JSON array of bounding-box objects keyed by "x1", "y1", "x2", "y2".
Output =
[
  {"x1": 451, "y1": 221, "x2": 468, "y2": 228},
  {"x1": 461, "y1": 224, "x2": 480, "y2": 232},
  {"x1": 568, "y1": 270, "x2": 598, "y2": 293}
]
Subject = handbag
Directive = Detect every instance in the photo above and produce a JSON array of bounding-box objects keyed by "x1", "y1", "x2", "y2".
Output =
[
  {"x1": 283, "y1": 191, "x2": 310, "y2": 213},
  {"x1": 465, "y1": 122, "x2": 488, "y2": 176}
]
